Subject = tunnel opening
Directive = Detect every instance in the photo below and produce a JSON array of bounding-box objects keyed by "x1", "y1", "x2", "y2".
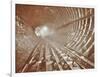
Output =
[{"x1": 35, "y1": 26, "x2": 49, "y2": 38}]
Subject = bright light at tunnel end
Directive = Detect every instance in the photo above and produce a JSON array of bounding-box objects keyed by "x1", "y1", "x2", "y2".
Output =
[{"x1": 35, "y1": 26, "x2": 52, "y2": 38}]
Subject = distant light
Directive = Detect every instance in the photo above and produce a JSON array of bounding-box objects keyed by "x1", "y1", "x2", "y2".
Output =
[
  {"x1": 35, "y1": 26, "x2": 49, "y2": 38},
  {"x1": 42, "y1": 26, "x2": 48, "y2": 31}
]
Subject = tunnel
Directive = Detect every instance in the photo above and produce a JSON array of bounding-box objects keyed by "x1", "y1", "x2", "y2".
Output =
[{"x1": 15, "y1": 4, "x2": 94, "y2": 73}]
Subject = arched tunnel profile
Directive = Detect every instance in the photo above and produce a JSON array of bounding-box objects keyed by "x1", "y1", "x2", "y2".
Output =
[{"x1": 15, "y1": 4, "x2": 94, "y2": 73}]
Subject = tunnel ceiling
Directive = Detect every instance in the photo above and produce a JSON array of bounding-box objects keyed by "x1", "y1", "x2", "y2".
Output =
[{"x1": 16, "y1": 4, "x2": 94, "y2": 73}]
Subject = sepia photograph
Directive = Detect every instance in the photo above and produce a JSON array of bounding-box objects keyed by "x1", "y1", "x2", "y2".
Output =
[{"x1": 15, "y1": 4, "x2": 94, "y2": 73}]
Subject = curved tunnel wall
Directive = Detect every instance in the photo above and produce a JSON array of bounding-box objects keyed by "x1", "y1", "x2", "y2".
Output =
[{"x1": 15, "y1": 4, "x2": 94, "y2": 73}]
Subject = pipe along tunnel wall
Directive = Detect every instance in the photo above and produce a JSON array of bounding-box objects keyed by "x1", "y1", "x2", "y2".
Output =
[{"x1": 15, "y1": 4, "x2": 94, "y2": 73}]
